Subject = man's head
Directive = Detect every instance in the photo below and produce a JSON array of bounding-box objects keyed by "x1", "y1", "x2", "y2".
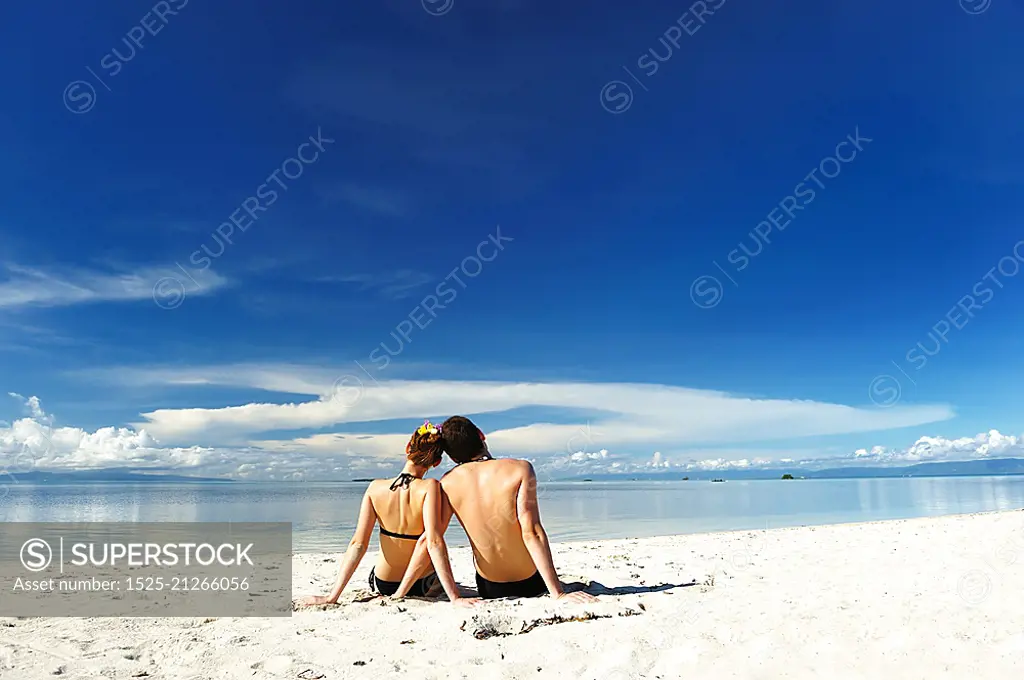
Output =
[{"x1": 440, "y1": 415, "x2": 487, "y2": 464}]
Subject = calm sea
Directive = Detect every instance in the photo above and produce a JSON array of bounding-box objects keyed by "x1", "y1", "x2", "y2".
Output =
[{"x1": 2, "y1": 476, "x2": 1023, "y2": 552}]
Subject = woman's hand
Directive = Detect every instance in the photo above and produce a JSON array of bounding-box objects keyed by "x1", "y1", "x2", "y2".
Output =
[
  {"x1": 452, "y1": 597, "x2": 481, "y2": 608},
  {"x1": 298, "y1": 595, "x2": 333, "y2": 606}
]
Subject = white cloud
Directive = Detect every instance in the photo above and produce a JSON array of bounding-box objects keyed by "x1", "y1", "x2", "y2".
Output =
[
  {"x1": 846, "y1": 430, "x2": 1022, "y2": 464},
  {"x1": 317, "y1": 182, "x2": 413, "y2": 217},
  {"x1": 568, "y1": 449, "x2": 609, "y2": 463},
  {"x1": 13, "y1": 363, "x2": 1021, "y2": 479},
  {"x1": 317, "y1": 270, "x2": 433, "y2": 300},
  {"x1": 533, "y1": 430, "x2": 1024, "y2": 477},
  {"x1": 0, "y1": 396, "x2": 406, "y2": 480},
  {"x1": 80, "y1": 363, "x2": 338, "y2": 396},
  {"x1": 122, "y1": 374, "x2": 954, "y2": 453},
  {"x1": 250, "y1": 432, "x2": 410, "y2": 458},
  {"x1": 648, "y1": 451, "x2": 670, "y2": 469},
  {"x1": 8, "y1": 393, "x2": 46, "y2": 419},
  {"x1": 0, "y1": 263, "x2": 229, "y2": 310},
  {"x1": 1, "y1": 395, "x2": 209, "y2": 472}
]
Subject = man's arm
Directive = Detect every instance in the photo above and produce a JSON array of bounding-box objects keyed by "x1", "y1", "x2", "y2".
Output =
[
  {"x1": 517, "y1": 462, "x2": 597, "y2": 602},
  {"x1": 300, "y1": 487, "x2": 377, "y2": 605}
]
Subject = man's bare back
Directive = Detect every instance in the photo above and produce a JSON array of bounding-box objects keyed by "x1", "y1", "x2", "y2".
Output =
[
  {"x1": 433, "y1": 415, "x2": 596, "y2": 602},
  {"x1": 442, "y1": 458, "x2": 538, "y2": 583}
]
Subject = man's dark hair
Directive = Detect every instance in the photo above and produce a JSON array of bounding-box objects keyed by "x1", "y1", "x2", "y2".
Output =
[{"x1": 440, "y1": 415, "x2": 485, "y2": 464}]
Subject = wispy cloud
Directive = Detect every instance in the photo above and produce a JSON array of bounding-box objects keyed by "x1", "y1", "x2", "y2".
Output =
[
  {"x1": 287, "y1": 43, "x2": 547, "y2": 202},
  {"x1": 0, "y1": 319, "x2": 80, "y2": 355},
  {"x1": 77, "y1": 363, "x2": 340, "y2": 396},
  {"x1": 103, "y1": 365, "x2": 955, "y2": 452},
  {"x1": 288, "y1": 45, "x2": 527, "y2": 138},
  {"x1": 0, "y1": 263, "x2": 230, "y2": 310},
  {"x1": 318, "y1": 182, "x2": 413, "y2": 217},
  {"x1": 316, "y1": 270, "x2": 433, "y2": 300}
]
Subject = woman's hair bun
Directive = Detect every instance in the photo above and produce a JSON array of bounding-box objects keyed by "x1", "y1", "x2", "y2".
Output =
[{"x1": 407, "y1": 421, "x2": 445, "y2": 467}]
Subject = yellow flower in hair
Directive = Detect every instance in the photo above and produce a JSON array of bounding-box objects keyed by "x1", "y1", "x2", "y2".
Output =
[{"x1": 417, "y1": 420, "x2": 439, "y2": 436}]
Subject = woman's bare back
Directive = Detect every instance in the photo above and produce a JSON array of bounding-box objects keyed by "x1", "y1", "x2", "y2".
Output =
[{"x1": 368, "y1": 476, "x2": 434, "y2": 580}]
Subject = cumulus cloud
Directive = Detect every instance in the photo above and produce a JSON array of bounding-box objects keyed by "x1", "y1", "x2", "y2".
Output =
[
  {"x1": 0, "y1": 396, "x2": 408, "y2": 480},
  {"x1": 850, "y1": 430, "x2": 1022, "y2": 465},
  {"x1": 1, "y1": 395, "x2": 213, "y2": 472},
  {"x1": 0, "y1": 263, "x2": 229, "y2": 310},
  {"x1": 8, "y1": 393, "x2": 46, "y2": 419},
  {"x1": 569, "y1": 449, "x2": 609, "y2": 463},
  {"x1": 649, "y1": 451, "x2": 670, "y2": 469},
  {"x1": 532, "y1": 430, "x2": 1024, "y2": 477},
  {"x1": 641, "y1": 431, "x2": 1024, "y2": 474}
]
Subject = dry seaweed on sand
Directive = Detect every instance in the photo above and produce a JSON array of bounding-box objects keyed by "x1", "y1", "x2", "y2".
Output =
[
  {"x1": 470, "y1": 609, "x2": 643, "y2": 639},
  {"x1": 518, "y1": 612, "x2": 615, "y2": 635}
]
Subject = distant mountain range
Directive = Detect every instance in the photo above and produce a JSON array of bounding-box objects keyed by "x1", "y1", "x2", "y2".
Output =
[
  {"x1": 7, "y1": 469, "x2": 231, "y2": 484},
  {"x1": 563, "y1": 458, "x2": 1024, "y2": 481}
]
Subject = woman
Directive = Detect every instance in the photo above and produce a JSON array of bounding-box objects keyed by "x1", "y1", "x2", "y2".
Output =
[{"x1": 299, "y1": 421, "x2": 472, "y2": 606}]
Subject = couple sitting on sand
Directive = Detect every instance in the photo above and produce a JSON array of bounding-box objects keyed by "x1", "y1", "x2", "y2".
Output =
[{"x1": 301, "y1": 416, "x2": 597, "y2": 607}]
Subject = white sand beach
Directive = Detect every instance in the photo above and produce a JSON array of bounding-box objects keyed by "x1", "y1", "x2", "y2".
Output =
[{"x1": 2, "y1": 510, "x2": 1023, "y2": 679}]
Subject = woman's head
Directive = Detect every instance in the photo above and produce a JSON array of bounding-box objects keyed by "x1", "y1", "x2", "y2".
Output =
[
  {"x1": 406, "y1": 420, "x2": 444, "y2": 468},
  {"x1": 439, "y1": 415, "x2": 486, "y2": 464}
]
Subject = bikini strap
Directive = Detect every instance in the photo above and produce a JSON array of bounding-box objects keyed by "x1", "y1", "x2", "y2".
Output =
[
  {"x1": 389, "y1": 472, "x2": 417, "y2": 490},
  {"x1": 379, "y1": 526, "x2": 422, "y2": 540}
]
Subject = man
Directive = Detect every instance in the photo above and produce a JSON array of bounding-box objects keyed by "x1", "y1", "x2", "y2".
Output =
[{"x1": 395, "y1": 415, "x2": 596, "y2": 602}]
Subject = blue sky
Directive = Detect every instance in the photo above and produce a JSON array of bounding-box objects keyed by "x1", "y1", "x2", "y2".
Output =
[{"x1": 2, "y1": 0, "x2": 1024, "y2": 479}]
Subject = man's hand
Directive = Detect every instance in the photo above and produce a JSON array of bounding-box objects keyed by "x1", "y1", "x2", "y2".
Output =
[
  {"x1": 298, "y1": 595, "x2": 333, "y2": 606},
  {"x1": 555, "y1": 591, "x2": 598, "y2": 604},
  {"x1": 452, "y1": 597, "x2": 481, "y2": 608}
]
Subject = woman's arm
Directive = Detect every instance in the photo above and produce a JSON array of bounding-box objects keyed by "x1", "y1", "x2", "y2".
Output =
[
  {"x1": 420, "y1": 480, "x2": 463, "y2": 601},
  {"x1": 300, "y1": 487, "x2": 377, "y2": 605},
  {"x1": 393, "y1": 534, "x2": 433, "y2": 598},
  {"x1": 394, "y1": 481, "x2": 474, "y2": 604}
]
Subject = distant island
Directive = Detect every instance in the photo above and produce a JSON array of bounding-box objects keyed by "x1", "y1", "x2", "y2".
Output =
[
  {"x1": 563, "y1": 458, "x2": 1024, "y2": 482},
  {"x1": 12, "y1": 457, "x2": 1024, "y2": 485}
]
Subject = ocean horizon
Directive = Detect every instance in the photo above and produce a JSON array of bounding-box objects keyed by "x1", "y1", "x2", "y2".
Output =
[{"x1": 5, "y1": 475, "x2": 1022, "y2": 552}]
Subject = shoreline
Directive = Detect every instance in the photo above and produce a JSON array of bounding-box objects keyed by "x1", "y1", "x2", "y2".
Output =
[
  {"x1": 3, "y1": 510, "x2": 1023, "y2": 678},
  {"x1": 289, "y1": 506, "x2": 1024, "y2": 554}
]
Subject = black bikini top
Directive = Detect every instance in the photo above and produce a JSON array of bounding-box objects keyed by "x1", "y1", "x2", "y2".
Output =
[{"x1": 379, "y1": 473, "x2": 423, "y2": 540}]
